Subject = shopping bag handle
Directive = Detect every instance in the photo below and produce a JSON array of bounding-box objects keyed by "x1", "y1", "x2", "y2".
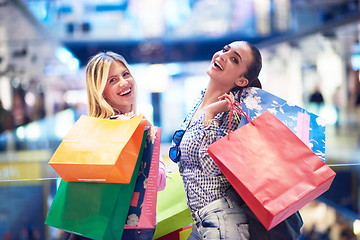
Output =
[{"x1": 226, "y1": 97, "x2": 254, "y2": 139}]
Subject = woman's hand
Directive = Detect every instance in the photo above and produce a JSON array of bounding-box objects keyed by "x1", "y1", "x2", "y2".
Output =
[
  {"x1": 110, "y1": 112, "x2": 152, "y2": 127},
  {"x1": 141, "y1": 117, "x2": 152, "y2": 127},
  {"x1": 123, "y1": 111, "x2": 135, "y2": 117},
  {"x1": 205, "y1": 92, "x2": 234, "y2": 121}
]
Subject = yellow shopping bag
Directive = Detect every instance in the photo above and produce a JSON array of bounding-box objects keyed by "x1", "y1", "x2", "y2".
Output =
[{"x1": 48, "y1": 114, "x2": 146, "y2": 183}]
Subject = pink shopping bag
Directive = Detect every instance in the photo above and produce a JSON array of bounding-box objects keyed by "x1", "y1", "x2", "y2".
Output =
[{"x1": 124, "y1": 127, "x2": 161, "y2": 229}]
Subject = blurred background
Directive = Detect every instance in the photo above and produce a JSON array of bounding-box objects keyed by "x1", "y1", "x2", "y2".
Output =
[{"x1": 0, "y1": 0, "x2": 360, "y2": 239}]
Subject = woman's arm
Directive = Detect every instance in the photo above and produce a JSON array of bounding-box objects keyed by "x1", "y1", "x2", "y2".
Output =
[
  {"x1": 198, "y1": 123, "x2": 223, "y2": 176},
  {"x1": 198, "y1": 94, "x2": 239, "y2": 176}
]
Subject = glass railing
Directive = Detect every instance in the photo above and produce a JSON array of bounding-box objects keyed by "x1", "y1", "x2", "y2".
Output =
[
  {"x1": 0, "y1": 104, "x2": 359, "y2": 239},
  {"x1": 0, "y1": 109, "x2": 76, "y2": 239}
]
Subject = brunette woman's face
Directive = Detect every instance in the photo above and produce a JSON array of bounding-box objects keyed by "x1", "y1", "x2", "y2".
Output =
[
  {"x1": 103, "y1": 61, "x2": 136, "y2": 114},
  {"x1": 207, "y1": 41, "x2": 253, "y2": 89}
]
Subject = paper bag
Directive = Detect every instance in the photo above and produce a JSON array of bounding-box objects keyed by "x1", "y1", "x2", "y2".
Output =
[
  {"x1": 240, "y1": 87, "x2": 326, "y2": 161},
  {"x1": 207, "y1": 111, "x2": 336, "y2": 230},
  {"x1": 45, "y1": 131, "x2": 147, "y2": 240},
  {"x1": 125, "y1": 127, "x2": 161, "y2": 229},
  {"x1": 153, "y1": 157, "x2": 192, "y2": 239},
  {"x1": 48, "y1": 114, "x2": 146, "y2": 183},
  {"x1": 155, "y1": 226, "x2": 192, "y2": 240}
]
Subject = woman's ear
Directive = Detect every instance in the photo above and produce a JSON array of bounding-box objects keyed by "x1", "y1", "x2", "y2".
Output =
[{"x1": 235, "y1": 77, "x2": 249, "y2": 87}]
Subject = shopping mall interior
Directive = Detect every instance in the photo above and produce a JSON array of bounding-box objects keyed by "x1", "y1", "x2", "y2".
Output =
[{"x1": 1, "y1": 0, "x2": 360, "y2": 239}]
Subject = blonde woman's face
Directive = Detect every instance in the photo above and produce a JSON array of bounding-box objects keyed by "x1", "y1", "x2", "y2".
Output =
[{"x1": 103, "y1": 61, "x2": 136, "y2": 114}]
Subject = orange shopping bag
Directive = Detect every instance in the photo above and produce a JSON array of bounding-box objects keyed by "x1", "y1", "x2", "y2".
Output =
[
  {"x1": 48, "y1": 114, "x2": 146, "y2": 183},
  {"x1": 207, "y1": 107, "x2": 336, "y2": 230}
]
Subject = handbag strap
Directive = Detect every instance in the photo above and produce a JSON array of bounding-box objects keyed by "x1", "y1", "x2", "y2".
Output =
[{"x1": 226, "y1": 97, "x2": 254, "y2": 139}]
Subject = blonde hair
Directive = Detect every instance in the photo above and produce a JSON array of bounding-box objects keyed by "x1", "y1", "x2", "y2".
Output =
[{"x1": 85, "y1": 51, "x2": 133, "y2": 119}]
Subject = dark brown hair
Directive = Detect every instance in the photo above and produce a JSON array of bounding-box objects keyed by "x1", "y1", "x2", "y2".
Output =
[{"x1": 231, "y1": 41, "x2": 262, "y2": 94}]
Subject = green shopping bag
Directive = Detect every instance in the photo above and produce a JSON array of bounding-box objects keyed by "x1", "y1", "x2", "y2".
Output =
[
  {"x1": 45, "y1": 132, "x2": 147, "y2": 240},
  {"x1": 153, "y1": 158, "x2": 192, "y2": 239}
]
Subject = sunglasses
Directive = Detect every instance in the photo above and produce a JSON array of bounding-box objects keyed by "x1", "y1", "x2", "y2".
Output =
[{"x1": 169, "y1": 130, "x2": 185, "y2": 163}]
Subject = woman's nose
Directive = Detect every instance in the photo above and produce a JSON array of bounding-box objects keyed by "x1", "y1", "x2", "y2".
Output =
[
  {"x1": 219, "y1": 52, "x2": 226, "y2": 61},
  {"x1": 117, "y1": 78, "x2": 127, "y2": 87}
]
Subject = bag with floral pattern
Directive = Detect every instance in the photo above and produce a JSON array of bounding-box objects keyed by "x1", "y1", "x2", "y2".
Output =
[{"x1": 124, "y1": 127, "x2": 161, "y2": 229}]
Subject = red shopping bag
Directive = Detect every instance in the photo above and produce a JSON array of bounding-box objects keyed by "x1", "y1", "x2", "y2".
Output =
[
  {"x1": 156, "y1": 225, "x2": 192, "y2": 240},
  {"x1": 207, "y1": 107, "x2": 336, "y2": 230}
]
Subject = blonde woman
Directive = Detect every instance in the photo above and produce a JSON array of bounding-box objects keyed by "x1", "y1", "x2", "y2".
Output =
[{"x1": 69, "y1": 51, "x2": 166, "y2": 240}]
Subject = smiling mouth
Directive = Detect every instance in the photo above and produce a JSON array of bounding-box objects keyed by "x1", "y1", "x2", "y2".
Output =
[
  {"x1": 214, "y1": 61, "x2": 223, "y2": 70},
  {"x1": 119, "y1": 88, "x2": 131, "y2": 96}
]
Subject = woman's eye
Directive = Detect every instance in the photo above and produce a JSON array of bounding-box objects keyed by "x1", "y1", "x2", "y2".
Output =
[
  {"x1": 232, "y1": 57, "x2": 239, "y2": 64},
  {"x1": 123, "y1": 72, "x2": 130, "y2": 77},
  {"x1": 222, "y1": 47, "x2": 228, "y2": 52},
  {"x1": 109, "y1": 78, "x2": 116, "y2": 83}
]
